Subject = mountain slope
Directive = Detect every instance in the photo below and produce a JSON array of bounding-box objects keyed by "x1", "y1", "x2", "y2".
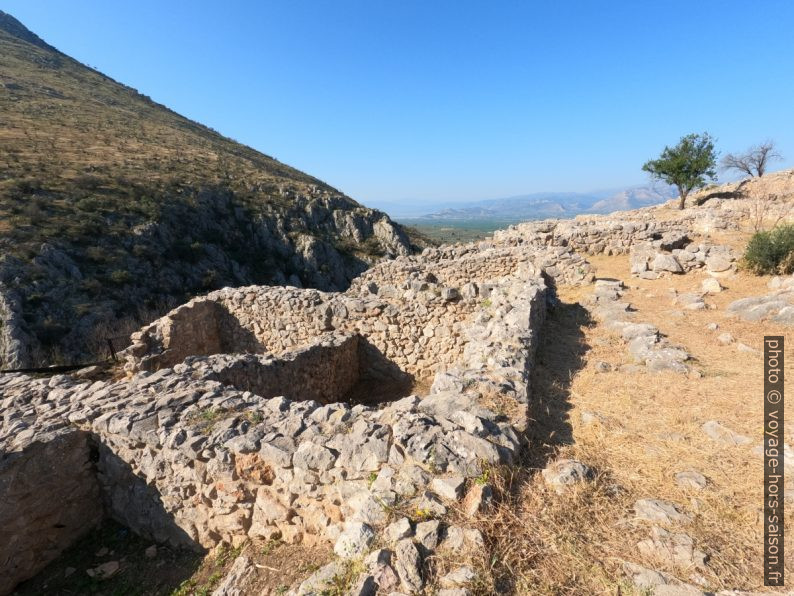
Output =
[{"x1": 0, "y1": 10, "x2": 415, "y2": 368}]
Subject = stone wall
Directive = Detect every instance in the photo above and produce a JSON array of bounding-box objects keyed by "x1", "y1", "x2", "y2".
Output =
[
  {"x1": 0, "y1": 266, "x2": 547, "y2": 591},
  {"x1": 0, "y1": 431, "x2": 103, "y2": 594},
  {"x1": 491, "y1": 202, "x2": 745, "y2": 258},
  {"x1": 175, "y1": 333, "x2": 412, "y2": 407},
  {"x1": 123, "y1": 231, "x2": 594, "y2": 379},
  {"x1": 0, "y1": 214, "x2": 587, "y2": 592}
]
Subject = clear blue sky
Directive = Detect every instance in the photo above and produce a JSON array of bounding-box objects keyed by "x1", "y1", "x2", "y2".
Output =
[{"x1": 4, "y1": 0, "x2": 794, "y2": 209}]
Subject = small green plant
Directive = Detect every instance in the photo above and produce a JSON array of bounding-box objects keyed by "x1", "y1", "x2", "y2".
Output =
[
  {"x1": 475, "y1": 469, "x2": 490, "y2": 485},
  {"x1": 187, "y1": 407, "x2": 229, "y2": 433},
  {"x1": 245, "y1": 410, "x2": 264, "y2": 424},
  {"x1": 298, "y1": 562, "x2": 321, "y2": 574},
  {"x1": 261, "y1": 538, "x2": 283, "y2": 556},
  {"x1": 367, "y1": 471, "x2": 378, "y2": 488},
  {"x1": 481, "y1": 298, "x2": 492, "y2": 308},
  {"x1": 325, "y1": 560, "x2": 366, "y2": 595},
  {"x1": 743, "y1": 224, "x2": 794, "y2": 274},
  {"x1": 172, "y1": 578, "x2": 198, "y2": 596}
]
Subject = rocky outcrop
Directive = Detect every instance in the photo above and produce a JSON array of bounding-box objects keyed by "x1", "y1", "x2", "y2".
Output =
[
  {"x1": 0, "y1": 190, "x2": 415, "y2": 370},
  {"x1": 0, "y1": 431, "x2": 103, "y2": 593},
  {"x1": 588, "y1": 280, "x2": 693, "y2": 374},
  {"x1": 0, "y1": 283, "x2": 34, "y2": 370},
  {"x1": 630, "y1": 239, "x2": 736, "y2": 280},
  {"x1": 726, "y1": 275, "x2": 794, "y2": 325}
]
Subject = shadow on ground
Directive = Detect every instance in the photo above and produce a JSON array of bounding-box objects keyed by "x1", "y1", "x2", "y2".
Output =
[
  {"x1": 13, "y1": 519, "x2": 203, "y2": 596},
  {"x1": 523, "y1": 300, "x2": 592, "y2": 470}
]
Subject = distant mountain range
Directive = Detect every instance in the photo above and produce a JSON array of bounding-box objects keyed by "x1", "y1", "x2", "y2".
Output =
[{"x1": 387, "y1": 184, "x2": 677, "y2": 223}]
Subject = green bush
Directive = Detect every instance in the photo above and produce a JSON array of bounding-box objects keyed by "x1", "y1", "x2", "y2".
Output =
[{"x1": 743, "y1": 225, "x2": 794, "y2": 274}]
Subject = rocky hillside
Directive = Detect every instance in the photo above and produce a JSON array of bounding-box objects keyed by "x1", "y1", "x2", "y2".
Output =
[{"x1": 0, "y1": 11, "x2": 417, "y2": 369}]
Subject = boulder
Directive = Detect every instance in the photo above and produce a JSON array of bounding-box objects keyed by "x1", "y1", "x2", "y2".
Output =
[{"x1": 651, "y1": 253, "x2": 684, "y2": 274}]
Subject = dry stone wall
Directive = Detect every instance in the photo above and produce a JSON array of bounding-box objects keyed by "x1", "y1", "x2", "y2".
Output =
[
  {"x1": 1, "y1": 225, "x2": 592, "y2": 593},
  {"x1": 0, "y1": 430, "x2": 103, "y2": 593},
  {"x1": 123, "y1": 234, "x2": 595, "y2": 380}
]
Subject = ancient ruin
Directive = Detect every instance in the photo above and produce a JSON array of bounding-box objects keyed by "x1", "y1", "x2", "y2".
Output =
[{"x1": 3, "y1": 171, "x2": 794, "y2": 594}]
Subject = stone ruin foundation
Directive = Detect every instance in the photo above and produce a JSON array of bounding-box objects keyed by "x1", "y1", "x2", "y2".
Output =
[{"x1": 0, "y1": 238, "x2": 594, "y2": 593}]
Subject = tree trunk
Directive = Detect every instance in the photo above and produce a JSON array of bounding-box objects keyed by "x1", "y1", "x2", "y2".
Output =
[{"x1": 678, "y1": 189, "x2": 687, "y2": 210}]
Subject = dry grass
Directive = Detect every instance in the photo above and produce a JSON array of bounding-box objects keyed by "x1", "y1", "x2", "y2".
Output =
[{"x1": 457, "y1": 246, "x2": 793, "y2": 594}]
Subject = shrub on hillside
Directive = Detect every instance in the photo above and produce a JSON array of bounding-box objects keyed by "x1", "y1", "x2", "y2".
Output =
[{"x1": 743, "y1": 224, "x2": 794, "y2": 274}]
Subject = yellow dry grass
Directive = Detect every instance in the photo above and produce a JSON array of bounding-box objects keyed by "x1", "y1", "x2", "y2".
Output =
[{"x1": 461, "y1": 246, "x2": 793, "y2": 594}]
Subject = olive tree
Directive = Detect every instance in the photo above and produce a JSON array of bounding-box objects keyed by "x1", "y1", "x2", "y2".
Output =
[
  {"x1": 642, "y1": 133, "x2": 718, "y2": 209},
  {"x1": 721, "y1": 141, "x2": 782, "y2": 178}
]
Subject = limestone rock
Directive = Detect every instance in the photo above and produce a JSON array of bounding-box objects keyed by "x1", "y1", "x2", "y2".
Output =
[
  {"x1": 211, "y1": 555, "x2": 254, "y2": 596},
  {"x1": 415, "y1": 520, "x2": 441, "y2": 550},
  {"x1": 334, "y1": 522, "x2": 375, "y2": 558},
  {"x1": 394, "y1": 539, "x2": 423, "y2": 592},
  {"x1": 440, "y1": 566, "x2": 476, "y2": 588},
  {"x1": 637, "y1": 526, "x2": 707, "y2": 569},
  {"x1": 675, "y1": 471, "x2": 707, "y2": 490},
  {"x1": 701, "y1": 278, "x2": 723, "y2": 294},
  {"x1": 652, "y1": 253, "x2": 684, "y2": 274},
  {"x1": 430, "y1": 476, "x2": 465, "y2": 501},
  {"x1": 623, "y1": 561, "x2": 702, "y2": 594},
  {"x1": 706, "y1": 254, "x2": 733, "y2": 273},
  {"x1": 702, "y1": 420, "x2": 751, "y2": 446},
  {"x1": 462, "y1": 483, "x2": 493, "y2": 517},
  {"x1": 385, "y1": 517, "x2": 413, "y2": 543},
  {"x1": 634, "y1": 498, "x2": 691, "y2": 524},
  {"x1": 293, "y1": 561, "x2": 346, "y2": 595},
  {"x1": 541, "y1": 459, "x2": 593, "y2": 492}
]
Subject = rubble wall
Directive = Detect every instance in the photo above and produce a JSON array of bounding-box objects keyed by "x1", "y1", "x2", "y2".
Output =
[{"x1": 0, "y1": 431, "x2": 103, "y2": 594}]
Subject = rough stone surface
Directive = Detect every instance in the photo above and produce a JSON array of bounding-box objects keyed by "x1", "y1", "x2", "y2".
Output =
[
  {"x1": 4, "y1": 171, "x2": 793, "y2": 593},
  {"x1": 334, "y1": 522, "x2": 376, "y2": 558},
  {"x1": 0, "y1": 234, "x2": 558, "y2": 592},
  {"x1": 701, "y1": 278, "x2": 723, "y2": 294},
  {"x1": 702, "y1": 421, "x2": 752, "y2": 446},
  {"x1": 541, "y1": 459, "x2": 593, "y2": 492},
  {"x1": 727, "y1": 290, "x2": 794, "y2": 325},
  {"x1": 394, "y1": 539, "x2": 423, "y2": 592},
  {"x1": 675, "y1": 471, "x2": 707, "y2": 490},
  {"x1": 637, "y1": 526, "x2": 707, "y2": 569},
  {"x1": 462, "y1": 483, "x2": 494, "y2": 517},
  {"x1": 440, "y1": 566, "x2": 476, "y2": 588},
  {"x1": 211, "y1": 555, "x2": 254, "y2": 596},
  {"x1": 430, "y1": 476, "x2": 466, "y2": 501},
  {"x1": 623, "y1": 561, "x2": 703, "y2": 595},
  {"x1": 634, "y1": 499, "x2": 691, "y2": 524},
  {"x1": 588, "y1": 282, "x2": 691, "y2": 374}
]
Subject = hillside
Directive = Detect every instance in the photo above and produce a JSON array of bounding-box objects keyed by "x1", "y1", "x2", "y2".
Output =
[{"x1": 0, "y1": 11, "x2": 417, "y2": 368}]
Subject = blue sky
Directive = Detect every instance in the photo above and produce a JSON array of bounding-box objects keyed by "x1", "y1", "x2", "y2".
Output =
[{"x1": 3, "y1": 1, "x2": 794, "y2": 210}]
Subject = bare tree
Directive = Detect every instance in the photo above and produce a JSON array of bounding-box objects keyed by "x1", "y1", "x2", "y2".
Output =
[
  {"x1": 721, "y1": 140, "x2": 782, "y2": 177},
  {"x1": 747, "y1": 192, "x2": 794, "y2": 233}
]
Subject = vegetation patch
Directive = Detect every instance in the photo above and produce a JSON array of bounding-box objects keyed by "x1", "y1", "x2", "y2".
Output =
[{"x1": 742, "y1": 224, "x2": 794, "y2": 274}]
